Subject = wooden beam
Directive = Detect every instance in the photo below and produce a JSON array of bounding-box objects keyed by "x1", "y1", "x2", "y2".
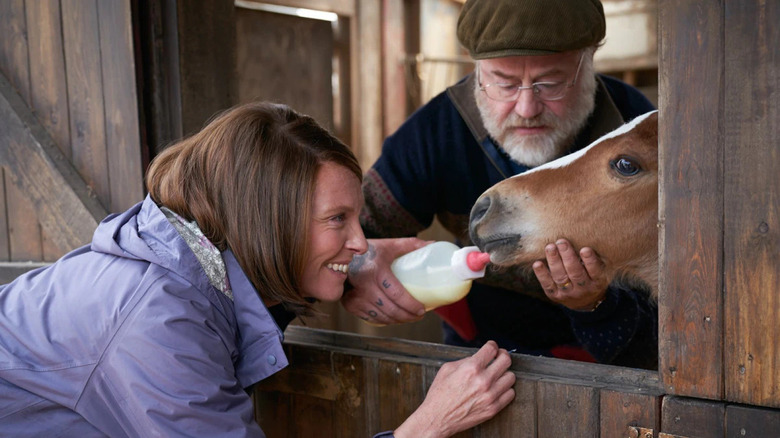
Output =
[
  {"x1": 0, "y1": 72, "x2": 108, "y2": 252},
  {"x1": 381, "y1": 0, "x2": 408, "y2": 137},
  {"x1": 281, "y1": 326, "x2": 663, "y2": 391},
  {"x1": 176, "y1": 0, "x2": 237, "y2": 137},
  {"x1": 256, "y1": 327, "x2": 664, "y2": 436},
  {"x1": 98, "y1": 0, "x2": 144, "y2": 212},
  {"x1": 658, "y1": 0, "x2": 725, "y2": 401},
  {"x1": 0, "y1": 0, "x2": 42, "y2": 261},
  {"x1": 723, "y1": 0, "x2": 780, "y2": 409},
  {"x1": 661, "y1": 396, "x2": 725, "y2": 436},
  {"x1": 352, "y1": 0, "x2": 383, "y2": 171}
]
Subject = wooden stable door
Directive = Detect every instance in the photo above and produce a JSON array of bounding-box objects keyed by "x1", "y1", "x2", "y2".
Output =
[
  {"x1": 256, "y1": 0, "x2": 780, "y2": 436},
  {"x1": 253, "y1": 327, "x2": 780, "y2": 437},
  {"x1": 254, "y1": 327, "x2": 665, "y2": 438}
]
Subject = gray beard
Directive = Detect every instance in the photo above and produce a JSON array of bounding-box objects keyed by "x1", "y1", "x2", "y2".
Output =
[{"x1": 475, "y1": 68, "x2": 598, "y2": 167}]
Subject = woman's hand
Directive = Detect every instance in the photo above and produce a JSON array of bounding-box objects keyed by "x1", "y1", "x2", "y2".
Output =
[
  {"x1": 342, "y1": 238, "x2": 430, "y2": 324},
  {"x1": 393, "y1": 341, "x2": 516, "y2": 438}
]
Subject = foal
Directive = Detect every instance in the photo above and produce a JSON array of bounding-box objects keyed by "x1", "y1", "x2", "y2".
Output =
[{"x1": 469, "y1": 111, "x2": 659, "y2": 298}]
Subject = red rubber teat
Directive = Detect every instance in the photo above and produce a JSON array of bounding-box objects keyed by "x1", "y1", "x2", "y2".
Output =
[{"x1": 466, "y1": 251, "x2": 491, "y2": 271}]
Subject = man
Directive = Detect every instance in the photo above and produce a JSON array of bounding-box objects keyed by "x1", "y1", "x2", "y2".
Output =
[{"x1": 344, "y1": 0, "x2": 657, "y2": 369}]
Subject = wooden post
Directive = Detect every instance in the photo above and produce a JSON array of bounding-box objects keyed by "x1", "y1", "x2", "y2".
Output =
[{"x1": 658, "y1": 0, "x2": 725, "y2": 401}]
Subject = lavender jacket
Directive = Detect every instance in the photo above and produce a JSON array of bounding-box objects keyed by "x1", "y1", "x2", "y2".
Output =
[{"x1": 0, "y1": 196, "x2": 288, "y2": 437}]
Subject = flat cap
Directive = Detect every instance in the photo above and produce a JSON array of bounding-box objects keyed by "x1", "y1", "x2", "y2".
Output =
[{"x1": 457, "y1": 0, "x2": 606, "y2": 59}]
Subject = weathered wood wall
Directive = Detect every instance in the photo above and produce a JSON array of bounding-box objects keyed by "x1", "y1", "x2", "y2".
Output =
[
  {"x1": 658, "y1": 0, "x2": 780, "y2": 409},
  {"x1": 254, "y1": 327, "x2": 664, "y2": 437},
  {"x1": 235, "y1": 6, "x2": 335, "y2": 133},
  {"x1": 0, "y1": 0, "x2": 143, "y2": 265}
]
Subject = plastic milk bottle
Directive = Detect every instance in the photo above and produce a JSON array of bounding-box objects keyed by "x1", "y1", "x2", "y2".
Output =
[{"x1": 390, "y1": 241, "x2": 491, "y2": 311}]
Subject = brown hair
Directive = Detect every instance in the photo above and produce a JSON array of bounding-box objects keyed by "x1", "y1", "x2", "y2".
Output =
[{"x1": 146, "y1": 101, "x2": 362, "y2": 316}]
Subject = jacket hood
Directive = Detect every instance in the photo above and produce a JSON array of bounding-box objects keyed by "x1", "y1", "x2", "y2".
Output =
[{"x1": 90, "y1": 195, "x2": 213, "y2": 293}]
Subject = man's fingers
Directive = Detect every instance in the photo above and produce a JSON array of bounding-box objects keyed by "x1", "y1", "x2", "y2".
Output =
[
  {"x1": 376, "y1": 272, "x2": 426, "y2": 318},
  {"x1": 544, "y1": 243, "x2": 570, "y2": 286},
  {"x1": 532, "y1": 260, "x2": 558, "y2": 296},
  {"x1": 556, "y1": 239, "x2": 589, "y2": 285},
  {"x1": 580, "y1": 247, "x2": 604, "y2": 279},
  {"x1": 371, "y1": 287, "x2": 424, "y2": 323}
]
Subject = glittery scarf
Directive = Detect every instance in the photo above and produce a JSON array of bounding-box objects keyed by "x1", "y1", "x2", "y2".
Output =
[{"x1": 161, "y1": 206, "x2": 233, "y2": 300}]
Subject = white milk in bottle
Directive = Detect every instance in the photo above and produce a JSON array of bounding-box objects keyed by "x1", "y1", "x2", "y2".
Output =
[{"x1": 390, "y1": 241, "x2": 491, "y2": 311}]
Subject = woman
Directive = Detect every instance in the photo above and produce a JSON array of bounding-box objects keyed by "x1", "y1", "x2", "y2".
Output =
[{"x1": 0, "y1": 102, "x2": 515, "y2": 437}]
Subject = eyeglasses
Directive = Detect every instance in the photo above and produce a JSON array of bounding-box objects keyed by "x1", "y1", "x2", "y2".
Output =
[{"x1": 478, "y1": 51, "x2": 585, "y2": 102}]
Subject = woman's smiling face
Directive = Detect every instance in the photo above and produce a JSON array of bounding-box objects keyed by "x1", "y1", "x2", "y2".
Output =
[{"x1": 300, "y1": 162, "x2": 368, "y2": 302}]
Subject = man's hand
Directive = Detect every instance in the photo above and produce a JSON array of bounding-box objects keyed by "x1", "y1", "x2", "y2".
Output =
[
  {"x1": 343, "y1": 238, "x2": 430, "y2": 324},
  {"x1": 393, "y1": 341, "x2": 516, "y2": 438},
  {"x1": 532, "y1": 238, "x2": 609, "y2": 311}
]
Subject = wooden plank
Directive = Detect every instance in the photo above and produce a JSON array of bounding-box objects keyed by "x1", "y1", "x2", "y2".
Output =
[
  {"x1": 283, "y1": 327, "x2": 663, "y2": 392},
  {"x1": 255, "y1": 343, "x2": 337, "y2": 436},
  {"x1": 41, "y1": 232, "x2": 62, "y2": 262},
  {"x1": 27, "y1": 0, "x2": 70, "y2": 158},
  {"x1": 235, "y1": 8, "x2": 334, "y2": 130},
  {"x1": 537, "y1": 380, "x2": 599, "y2": 436},
  {"x1": 254, "y1": 345, "x2": 340, "y2": 400},
  {"x1": 0, "y1": 0, "x2": 31, "y2": 101},
  {"x1": 351, "y1": 0, "x2": 382, "y2": 170},
  {"x1": 256, "y1": 328, "x2": 667, "y2": 435},
  {"x1": 176, "y1": 0, "x2": 236, "y2": 136},
  {"x1": 134, "y1": 0, "x2": 183, "y2": 155},
  {"x1": 723, "y1": 0, "x2": 780, "y2": 408},
  {"x1": 253, "y1": 390, "x2": 291, "y2": 437},
  {"x1": 403, "y1": 0, "x2": 421, "y2": 111},
  {"x1": 363, "y1": 357, "x2": 382, "y2": 436},
  {"x1": 252, "y1": 364, "x2": 340, "y2": 401},
  {"x1": 27, "y1": 0, "x2": 71, "y2": 261},
  {"x1": 291, "y1": 392, "x2": 335, "y2": 437},
  {"x1": 471, "y1": 375, "x2": 537, "y2": 438},
  {"x1": 3, "y1": 3, "x2": 42, "y2": 261},
  {"x1": 661, "y1": 396, "x2": 724, "y2": 438},
  {"x1": 331, "y1": 352, "x2": 369, "y2": 438},
  {"x1": 726, "y1": 404, "x2": 780, "y2": 437},
  {"x1": 0, "y1": 0, "x2": 44, "y2": 261},
  {"x1": 333, "y1": 14, "x2": 352, "y2": 146},
  {"x1": 657, "y1": 0, "x2": 725, "y2": 400},
  {"x1": 375, "y1": 360, "x2": 426, "y2": 434},
  {"x1": 255, "y1": 346, "x2": 371, "y2": 437},
  {"x1": 97, "y1": 0, "x2": 144, "y2": 212},
  {"x1": 61, "y1": 0, "x2": 111, "y2": 208},
  {"x1": 0, "y1": 72, "x2": 108, "y2": 251},
  {"x1": 381, "y1": 0, "x2": 407, "y2": 136},
  {"x1": 600, "y1": 389, "x2": 660, "y2": 437},
  {"x1": 6, "y1": 183, "x2": 42, "y2": 260}
]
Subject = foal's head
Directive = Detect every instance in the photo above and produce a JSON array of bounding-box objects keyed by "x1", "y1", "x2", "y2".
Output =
[{"x1": 469, "y1": 111, "x2": 659, "y2": 297}]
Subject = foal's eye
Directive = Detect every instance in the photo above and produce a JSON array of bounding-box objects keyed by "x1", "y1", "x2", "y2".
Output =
[{"x1": 611, "y1": 157, "x2": 641, "y2": 176}]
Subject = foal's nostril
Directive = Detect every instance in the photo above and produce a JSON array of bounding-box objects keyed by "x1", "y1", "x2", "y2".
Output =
[{"x1": 470, "y1": 195, "x2": 491, "y2": 225}]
